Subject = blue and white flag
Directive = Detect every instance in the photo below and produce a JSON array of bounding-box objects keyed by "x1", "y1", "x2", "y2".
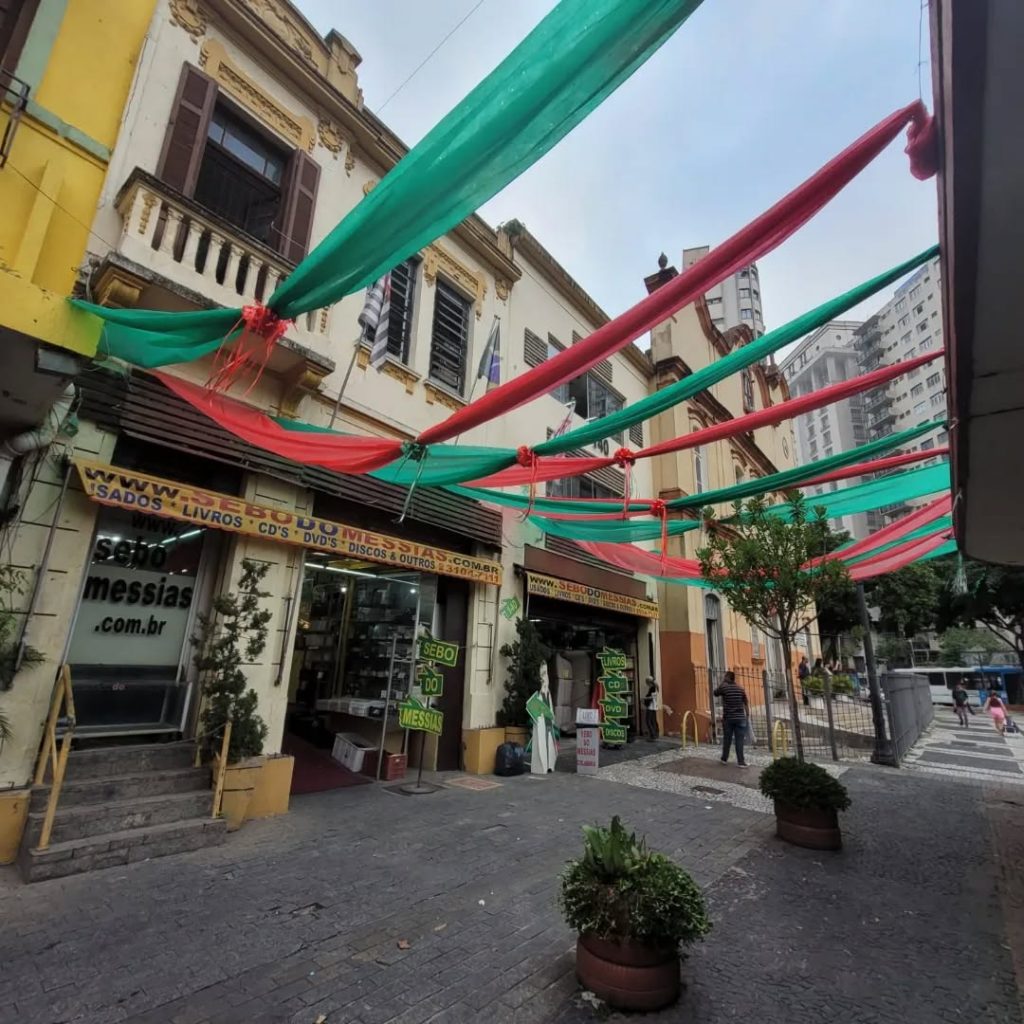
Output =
[{"x1": 477, "y1": 318, "x2": 501, "y2": 391}]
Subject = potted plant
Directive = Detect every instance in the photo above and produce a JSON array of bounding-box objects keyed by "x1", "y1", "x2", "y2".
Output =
[
  {"x1": 497, "y1": 618, "x2": 550, "y2": 746},
  {"x1": 759, "y1": 757, "x2": 850, "y2": 851},
  {"x1": 194, "y1": 559, "x2": 271, "y2": 831},
  {"x1": 559, "y1": 817, "x2": 710, "y2": 1011}
]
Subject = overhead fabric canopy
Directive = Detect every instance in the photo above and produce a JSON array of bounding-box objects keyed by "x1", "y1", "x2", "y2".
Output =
[
  {"x1": 528, "y1": 459, "x2": 949, "y2": 544},
  {"x1": 575, "y1": 500, "x2": 954, "y2": 585},
  {"x1": 470, "y1": 347, "x2": 943, "y2": 487},
  {"x1": 70, "y1": 0, "x2": 707, "y2": 367},
  {"x1": 453, "y1": 420, "x2": 945, "y2": 519},
  {"x1": 418, "y1": 101, "x2": 936, "y2": 445}
]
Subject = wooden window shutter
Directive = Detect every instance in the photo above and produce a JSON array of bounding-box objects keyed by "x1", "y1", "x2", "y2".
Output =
[
  {"x1": 157, "y1": 64, "x2": 217, "y2": 196},
  {"x1": 275, "y1": 149, "x2": 320, "y2": 264},
  {"x1": 628, "y1": 422, "x2": 643, "y2": 446},
  {"x1": 523, "y1": 329, "x2": 547, "y2": 367}
]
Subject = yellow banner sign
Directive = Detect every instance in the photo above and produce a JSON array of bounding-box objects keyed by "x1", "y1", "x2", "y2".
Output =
[
  {"x1": 526, "y1": 571, "x2": 659, "y2": 619},
  {"x1": 74, "y1": 459, "x2": 502, "y2": 586}
]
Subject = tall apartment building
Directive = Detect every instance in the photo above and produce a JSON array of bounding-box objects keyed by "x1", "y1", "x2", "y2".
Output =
[
  {"x1": 779, "y1": 321, "x2": 869, "y2": 539},
  {"x1": 854, "y1": 255, "x2": 949, "y2": 525},
  {"x1": 682, "y1": 246, "x2": 765, "y2": 336}
]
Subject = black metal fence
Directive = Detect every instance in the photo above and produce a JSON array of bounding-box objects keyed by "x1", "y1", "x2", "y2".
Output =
[
  {"x1": 693, "y1": 665, "x2": 881, "y2": 763},
  {"x1": 881, "y1": 671, "x2": 934, "y2": 765}
]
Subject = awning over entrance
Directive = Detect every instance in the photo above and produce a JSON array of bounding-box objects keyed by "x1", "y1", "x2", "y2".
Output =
[{"x1": 74, "y1": 459, "x2": 502, "y2": 586}]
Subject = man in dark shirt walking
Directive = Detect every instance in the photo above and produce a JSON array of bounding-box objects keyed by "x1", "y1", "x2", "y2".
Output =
[{"x1": 714, "y1": 670, "x2": 750, "y2": 768}]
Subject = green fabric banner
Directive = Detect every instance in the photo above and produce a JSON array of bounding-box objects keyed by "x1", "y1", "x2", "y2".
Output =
[
  {"x1": 455, "y1": 419, "x2": 945, "y2": 520},
  {"x1": 72, "y1": 0, "x2": 702, "y2": 365},
  {"x1": 270, "y1": 0, "x2": 704, "y2": 317}
]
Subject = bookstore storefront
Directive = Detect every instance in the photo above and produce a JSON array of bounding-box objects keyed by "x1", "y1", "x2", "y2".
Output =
[
  {"x1": 288, "y1": 495, "x2": 502, "y2": 774},
  {"x1": 520, "y1": 547, "x2": 659, "y2": 741}
]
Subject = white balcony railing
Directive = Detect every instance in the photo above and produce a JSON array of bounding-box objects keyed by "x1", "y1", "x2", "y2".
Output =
[{"x1": 113, "y1": 169, "x2": 329, "y2": 343}]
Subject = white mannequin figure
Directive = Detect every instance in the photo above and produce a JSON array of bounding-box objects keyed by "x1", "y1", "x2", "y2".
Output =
[{"x1": 529, "y1": 663, "x2": 559, "y2": 774}]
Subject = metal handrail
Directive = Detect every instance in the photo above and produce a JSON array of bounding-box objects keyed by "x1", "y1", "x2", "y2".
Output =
[
  {"x1": 770, "y1": 720, "x2": 790, "y2": 759},
  {"x1": 32, "y1": 665, "x2": 76, "y2": 851},
  {"x1": 680, "y1": 710, "x2": 699, "y2": 749}
]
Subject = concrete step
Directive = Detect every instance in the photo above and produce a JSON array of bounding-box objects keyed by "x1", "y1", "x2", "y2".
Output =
[
  {"x1": 56, "y1": 741, "x2": 196, "y2": 781},
  {"x1": 21, "y1": 817, "x2": 227, "y2": 883},
  {"x1": 24, "y1": 789, "x2": 214, "y2": 847},
  {"x1": 29, "y1": 767, "x2": 212, "y2": 813}
]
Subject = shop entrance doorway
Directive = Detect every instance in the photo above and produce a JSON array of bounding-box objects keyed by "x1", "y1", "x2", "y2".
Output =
[{"x1": 526, "y1": 596, "x2": 642, "y2": 764}]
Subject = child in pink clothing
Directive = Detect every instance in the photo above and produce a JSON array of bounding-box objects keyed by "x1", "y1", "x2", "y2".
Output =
[{"x1": 984, "y1": 692, "x2": 1007, "y2": 735}]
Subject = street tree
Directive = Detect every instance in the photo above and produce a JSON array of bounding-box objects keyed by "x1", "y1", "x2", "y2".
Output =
[
  {"x1": 697, "y1": 495, "x2": 852, "y2": 761},
  {"x1": 939, "y1": 562, "x2": 1024, "y2": 672},
  {"x1": 815, "y1": 528, "x2": 861, "y2": 662},
  {"x1": 870, "y1": 562, "x2": 942, "y2": 639}
]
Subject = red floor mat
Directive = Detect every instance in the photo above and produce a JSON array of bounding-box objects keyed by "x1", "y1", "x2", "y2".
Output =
[{"x1": 282, "y1": 733, "x2": 372, "y2": 795}]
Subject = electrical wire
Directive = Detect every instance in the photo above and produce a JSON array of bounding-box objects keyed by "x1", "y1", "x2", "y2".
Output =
[{"x1": 376, "y1": 0, "x2": 489, "y2": 114}]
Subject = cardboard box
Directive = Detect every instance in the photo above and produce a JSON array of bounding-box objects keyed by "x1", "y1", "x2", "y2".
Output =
[{"x1": 331, "y1": 733, "x2": 376, "y2": 772}]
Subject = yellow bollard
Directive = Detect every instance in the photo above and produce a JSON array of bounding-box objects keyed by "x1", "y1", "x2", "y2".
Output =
[
  {"x1": 681, "y1": 710, "x2": 699, "y2": 750},
  {"x1": 770, "y1": 720, "x2": 790, "y2": 759}
]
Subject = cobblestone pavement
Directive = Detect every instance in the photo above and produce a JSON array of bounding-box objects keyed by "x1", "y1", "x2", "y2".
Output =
[
  {"x1": 0, "y1": 764, "x2": 1020, "y2": 1024},
  {"x1": 0, "y1": 772, "x2": 768, "y2": 1024}
]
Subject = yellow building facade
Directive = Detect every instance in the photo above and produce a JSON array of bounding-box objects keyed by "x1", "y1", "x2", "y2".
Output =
[{"x1": 0, "y1": 0, "x2": 155, "y2": 423}]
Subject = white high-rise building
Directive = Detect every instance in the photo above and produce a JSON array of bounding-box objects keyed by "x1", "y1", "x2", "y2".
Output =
[
  {"x1": 779, "y1": 321, "x2": 868, "y2": 539},
  {"x1": 854, "y1": 254, "x2": 949, "y2": 528},
  {"x1": 682, "y1": 246, "x2": 765, "y2": 336}
]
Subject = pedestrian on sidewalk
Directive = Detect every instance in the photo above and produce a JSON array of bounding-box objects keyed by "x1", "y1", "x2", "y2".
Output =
[
  {"x1": 984, "y1": 690, "x2": 1008, "y2": 735},
  {"x1": 714, "y1": 670, "x2": 750, "y2": 768},
  {"x1": 642, "y1": 677, "x2": 660, "y2": 741},
  {"x1": 952, "y1": 680, "x2": 973, "y2": 728},
  {"x1": 799, "y1": 656, "x2": 811, "y2": 705}
]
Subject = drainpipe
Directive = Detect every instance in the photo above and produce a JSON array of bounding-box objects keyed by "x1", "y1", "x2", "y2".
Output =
[{"x1": 4, "y1": 384, "x2": 76, "y2": 672}]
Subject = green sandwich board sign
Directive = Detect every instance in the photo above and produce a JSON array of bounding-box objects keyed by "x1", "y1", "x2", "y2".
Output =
[
  {"x1": 416, "y1": 663, "x2": 444, "y2": 698},
  {"x1": 417, "y1": 634, "x2": 459, "y2": 667},
  {"x1": 598, "y1": 696, "x2": 628, "y2": 719},
  {"x1": 597, "y1": 648, "x2": 629, "y2": 744},
  {"x1": 398, "y1": 696, "x2": 444, "y2": 736}
]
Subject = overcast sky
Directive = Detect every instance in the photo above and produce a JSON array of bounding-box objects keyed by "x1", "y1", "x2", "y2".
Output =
[{"x1": 298, "y1": 0, "x2": 938, "y2": 341}]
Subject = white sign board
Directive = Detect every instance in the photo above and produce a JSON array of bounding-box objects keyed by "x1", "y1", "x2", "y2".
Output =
[{"x1": 576, "y1": 709, "x2": 600, "y2": 775}]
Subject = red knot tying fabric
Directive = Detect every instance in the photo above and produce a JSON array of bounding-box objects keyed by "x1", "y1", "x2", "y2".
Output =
[{"x1": 206, "y1": 304, "x2": 294, "y2": 396}]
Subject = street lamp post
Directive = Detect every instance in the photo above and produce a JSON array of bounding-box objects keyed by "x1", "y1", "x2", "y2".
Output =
[{"x1": 857, "y1": 583, "x2": 895, "y2": 766}]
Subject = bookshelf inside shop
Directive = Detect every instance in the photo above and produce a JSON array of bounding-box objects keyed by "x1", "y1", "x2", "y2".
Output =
[{"x1": 293, "y1": 563, "x2": 436, "y2": 731}]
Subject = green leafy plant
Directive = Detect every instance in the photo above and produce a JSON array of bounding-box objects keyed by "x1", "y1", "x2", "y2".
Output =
[
  {"x1": 697, "y1": 495, "x2": 852, "y2": 761},
  {"x1": 559, "y1": 816, "x2": 711, "y2": 951},
  {"x1": 803, "y1": 674, "x2": 855, "y2": 697},
  {"x1": 0, "y1": 565, "x2": 44, "y2": 691},
  {"x1": 194, "y1": 559, "x2": 271, "y2": 762},
  {"x1": 497, "y1": 617, "x2": 550, "y2": 727},
  {"x1": 759, "y1": 757, "x2": 851, "y2": 813},
  {"x1": 0, "y1": 705, "x2": 11, "y2": 743}
]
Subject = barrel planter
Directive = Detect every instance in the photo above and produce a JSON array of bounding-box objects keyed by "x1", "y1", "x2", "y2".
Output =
[
  {"x1": 774, "y1": 800, "x2": 841, "y2": 851},
  {"x1": 575, "y1": 934, "x2": 679, "y2": 1012}
]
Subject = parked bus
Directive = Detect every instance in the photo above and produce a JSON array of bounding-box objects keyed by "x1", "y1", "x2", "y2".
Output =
[{"x1": 887, "y1": 666, "x2": 1022, "y2": 706}]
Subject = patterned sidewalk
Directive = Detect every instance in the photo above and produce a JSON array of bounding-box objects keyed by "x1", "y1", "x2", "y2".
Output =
[{"x1": 903, "y1": 708, "x2": 1024, "y2": 784}]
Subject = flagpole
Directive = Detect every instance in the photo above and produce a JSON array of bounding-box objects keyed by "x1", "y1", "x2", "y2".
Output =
[
  {"x1": 455, "y1": 314, "x2": 499, "y2": 447},
  {"x1": 329, "y1": 336, "x2": 363, "y2": 429}
]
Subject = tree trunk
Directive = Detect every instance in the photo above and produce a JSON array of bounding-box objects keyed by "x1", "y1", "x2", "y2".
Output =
[{"x1": 781, "y1": 635, "x2": 805, "y2": 761}]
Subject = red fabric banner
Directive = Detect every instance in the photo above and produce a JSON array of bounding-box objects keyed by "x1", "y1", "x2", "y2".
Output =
[
  {"x1": 849, "y1": 529, "x2": 952, "y2": 581},
  {"x1": 470, "y1": 350, "x2": 943, "y2": 488},
  {"x1": 819, "y1": 494, "x2": 951, "y2": 563},
  {"x1": 577, "y1": 501, "x2": 953, "y2": 582},
  {"x1": 416, "y1": 100, "x2": 933, "y2": 446},
  {"x1": 156, "y1": 373, "x2": 404, "y2": 473}
]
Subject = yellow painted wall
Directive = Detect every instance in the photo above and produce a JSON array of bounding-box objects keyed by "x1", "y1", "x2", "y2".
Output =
[{"x1": 0, "y1": 0, "x2": 155, "y2": 353}]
